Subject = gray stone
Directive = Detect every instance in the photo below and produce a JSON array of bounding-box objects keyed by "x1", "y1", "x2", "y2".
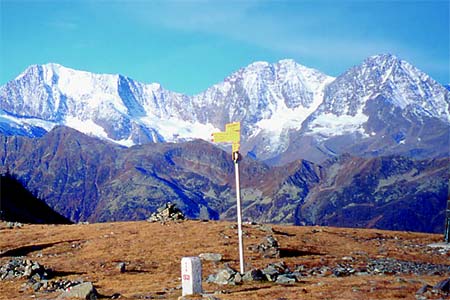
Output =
[
  {"x1": 117, "y1": 262, "x2": 126, "y2": 273},
  {"x1": 276, "y1": 274, "x2": 296, "y2": 284},
  {"x1": 32, "y1": 281, "x2": 42, "y2": 291},
  {"x1": 23, "y1": 265, "x2": 32, "y2": 277},
  {"x1": 58, "y1": 282, "x2": 97, "y2": 299},
  {"x1": 212, "y1": 266, "x2": 238, "y2": 285},
  {"x1": 199, "y1": 253, "x2": 222, "y2": 262},
  {"x1": 234, "y1": 272, "x2": 242, "y2": 284},
  {"x1": 242, "y1": 269, "x2": 265, "y2": 282},
  {"x1": 270, "y1": 261, "x2": 288, "y2": 273},
  {"x1": 6, "y1": 222, "x2": 23, "y2": 229},
  {"x1": 263, "y1": 265, "x2": 280, "y2": 281},
  {"x1": 256, "y1": 235, "x2": 280, "y2": 258},
  {"x1": 265, "y1": 240, "x2": 280, "y2": 257}
]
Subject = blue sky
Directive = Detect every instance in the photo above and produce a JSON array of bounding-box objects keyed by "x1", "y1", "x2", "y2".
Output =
[{"x1": 1, "y1": 0, "x2": 449, "y2": 95}]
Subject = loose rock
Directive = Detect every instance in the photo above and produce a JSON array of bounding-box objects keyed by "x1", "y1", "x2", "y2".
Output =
[
  {"x1": 208, "y1": 261, "x2": 297, "y2": 285},
  {"x1": 6, "y1": 222, "x2": 23, "y2": 229},
  {"x1": 117, "y1": 262, "x2": 126, "y2": 273},
  {"x1": 242, "y1": 269, "x2": 265, "y2": 282}
]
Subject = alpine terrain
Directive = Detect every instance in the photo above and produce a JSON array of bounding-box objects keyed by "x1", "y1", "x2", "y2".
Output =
[{"x1": 0, "y1": 54, "x2": 448, "y2": 233}]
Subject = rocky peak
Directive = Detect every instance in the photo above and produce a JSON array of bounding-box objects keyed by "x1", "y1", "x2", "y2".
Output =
[{"x1": 313, "y1": 53, "x2": 449, "y2": 121}]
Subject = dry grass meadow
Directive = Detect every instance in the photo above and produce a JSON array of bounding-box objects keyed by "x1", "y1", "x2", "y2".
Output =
[{"x1": 0, "y1": 220, "x2": 448, "y2": 299}]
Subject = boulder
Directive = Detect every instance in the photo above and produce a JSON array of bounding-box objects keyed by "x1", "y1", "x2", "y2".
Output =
[
  {"x1": 206, "y1": 265, "x2": 239, "y2": 285},
  {"x1": 58, "y1": 282, "x2": 97, "y2": 299},
  {"x1": 199, "y1": 253, "x2": 222, "y2": 262},
  {"x1": 275, "y1": 274, "x2": 296, "y2": 284},
  {"x1": 242, "y1": 269, "x2": 265, "y2": 282}
]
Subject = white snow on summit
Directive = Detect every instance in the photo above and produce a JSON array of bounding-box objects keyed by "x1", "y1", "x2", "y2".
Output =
[
  {"x1": 1, "y1": 55, "x2": 448, "y2": 162},
  {"x1": 305, "y1": 54, "x2": 450, "y2": 138}
]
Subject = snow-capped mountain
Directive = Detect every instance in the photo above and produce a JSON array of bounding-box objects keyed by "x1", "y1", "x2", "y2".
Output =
[
  {"x1": 0, "y1": 63, "x2": 216, "y2": 146},
  {"x1": 190, "y1": 59, "x2": 334, "y2": 158},
  {"x1": 276, "y1": 54, "x2": 450, "y2": 164},
  {"x1": 0, "y1": 55, "x2": 448, "y2": 164},
  {"x1": 305, "y1": 54, "x2": 449, "y2": 138},
  {"x1": 0, "y1": 60, "x2": 333, "y2": 156}
]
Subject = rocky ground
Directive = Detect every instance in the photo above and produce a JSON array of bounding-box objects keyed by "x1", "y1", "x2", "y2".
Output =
[{"x1": 0, "y1": 219, "x2": 449, "y2": 300}]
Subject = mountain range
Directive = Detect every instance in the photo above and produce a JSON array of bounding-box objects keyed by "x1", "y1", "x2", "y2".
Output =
[
  {"x1": 1, "y1": 54, "x2": 448, "y2": 164},
  {"x1": 0, "y1": 126, "x2": 448, "y2": 233},
  {"x1": 0, "y1": 54, "x2": 448, "y2": 233}
]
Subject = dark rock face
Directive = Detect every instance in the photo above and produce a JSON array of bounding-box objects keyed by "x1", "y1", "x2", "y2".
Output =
[
  {"x1": 0, "y1": 126, "x2": 447, "y2": 233},
  {"x1": 298, "y1": 155, "x2": 449, "y2": 233},
  {"x1": 0, "y1": 174, "x2": 72, "y2": 224}
]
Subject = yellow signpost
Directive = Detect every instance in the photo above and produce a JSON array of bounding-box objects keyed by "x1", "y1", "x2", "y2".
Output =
[
  {"x1": 212, "y1": 122, "x2": 245, "y2": 273},
  {"x1": 211, "y1": 121, "x2": 240, "y2": 154}
]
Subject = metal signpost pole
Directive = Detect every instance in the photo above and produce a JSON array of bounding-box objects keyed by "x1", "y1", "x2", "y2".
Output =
[
  {"x1": 233, "y1": 151, "x2": 245, "y2": 274},
  {"x1": 445, "y1": 197, "x2": 450, "y2": 243},
  {"x1": 212, "y1": 122, "x2": 245, "y2": 274}
]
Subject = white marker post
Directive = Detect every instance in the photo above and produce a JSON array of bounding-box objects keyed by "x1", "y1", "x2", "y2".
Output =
[
  {"x1": 233, "y1": 151, "x2": 245, "y2": 274},
  {"x1": 181, "y1": 257, "x2": 202, "y2": 296}
]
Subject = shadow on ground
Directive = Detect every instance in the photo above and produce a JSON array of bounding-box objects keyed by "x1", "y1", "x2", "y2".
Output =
[
  {"x1": 279, "y1": 248, "x2": 324, "y2": 258},
  {"x1": 0, "y1": 239, "x2": 81, "y2": 257}
]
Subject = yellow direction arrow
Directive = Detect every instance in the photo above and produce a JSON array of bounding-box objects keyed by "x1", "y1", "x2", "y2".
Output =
[{"x1": 212, "y1": 122, "x2": 240, "y2": 152}]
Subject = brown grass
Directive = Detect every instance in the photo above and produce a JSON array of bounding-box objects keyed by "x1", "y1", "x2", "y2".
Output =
[{"x1": 0, "y1": 220, "x2": 448, "y2": 299}]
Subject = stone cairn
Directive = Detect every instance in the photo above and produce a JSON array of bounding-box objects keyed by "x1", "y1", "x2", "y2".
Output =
[
  {"x1": 147, "y1": 202, "x2": 185, "y2": 223},
  {"x1": 249, "y1": 235, "x2": 280, "y2": 258}
]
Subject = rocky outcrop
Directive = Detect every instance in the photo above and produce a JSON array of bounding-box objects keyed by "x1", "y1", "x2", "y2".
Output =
[{"x1": 298, "y1": 155, "x2": 449, "y2": 232}]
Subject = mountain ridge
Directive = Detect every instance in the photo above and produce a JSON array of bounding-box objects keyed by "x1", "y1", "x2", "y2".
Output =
[
  {"x1": 0, "y1": 125, "x2": 447, "y2": 233},
  {"x1": 2, "y1": 54, "x2": 448, "y2": 164}
]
